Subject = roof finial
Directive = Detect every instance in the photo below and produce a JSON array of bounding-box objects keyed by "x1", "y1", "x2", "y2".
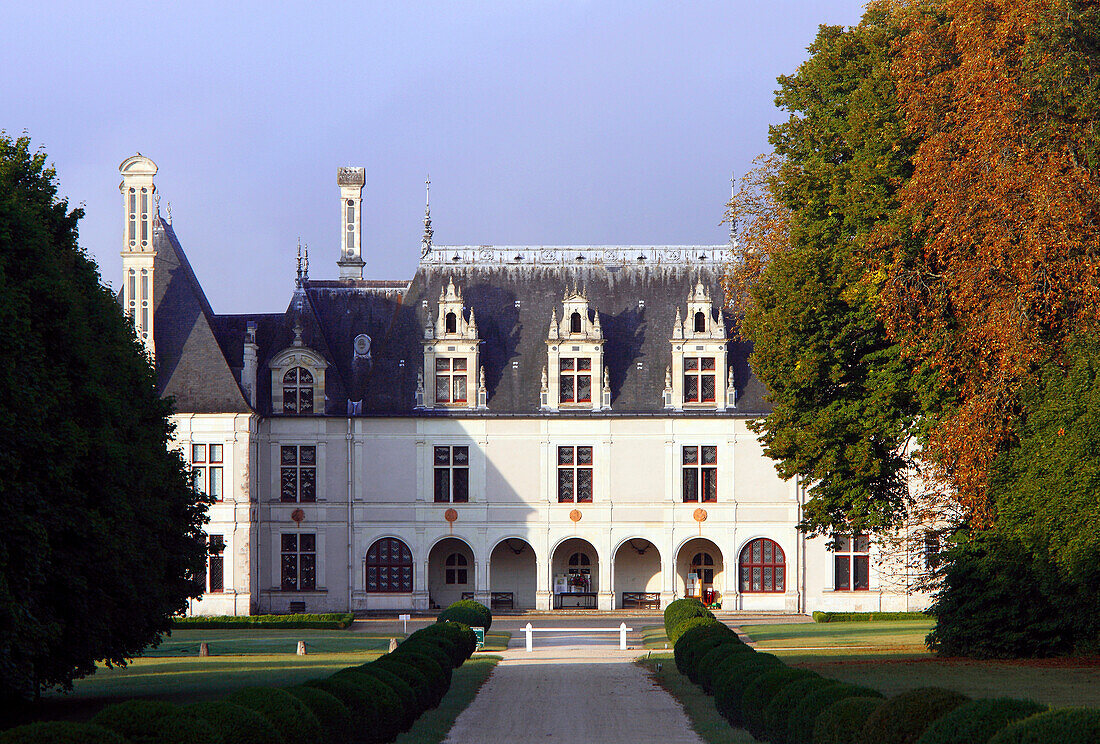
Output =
[
  {"x1": 166, "y1": 201, "x2": 172, "y2": 225},
  {"x1": 303, "y1": 243, "x2": 310, "y2": 281},
  {"x1": 296, "y1": 238, "x2": 303, "y2": 286},
  {"x1": 420, "y1": 175, "x2": 433, "y2": 258},
  {"x1": 728, "y1": 172, "x2": 737, "y2": 247}
]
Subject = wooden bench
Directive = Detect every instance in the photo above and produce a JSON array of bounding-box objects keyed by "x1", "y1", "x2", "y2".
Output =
[
  {"x1": 620, "y1": 592, "x2": 661, "y2": 610},
  {"x1": 460, "y1": 592, "x2": 515, "y2": 610}
]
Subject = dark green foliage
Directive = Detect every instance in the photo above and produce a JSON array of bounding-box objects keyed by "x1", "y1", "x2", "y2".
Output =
[
  {"x1": 859, "y1": 687, "x2": 969, "y2": 744},
  {"x1": 668, "y1": 614, "x2": 720, "y2": 646},
  {"x1": 671, "y1": 618, "x2": 731, "y2": 673},
  {"x1": 742, "y1": 666, "x2": 822, "y2": 740},
  {"x1": 814, "y1": 697, "x2": 884, "y2": 744},
  {"x1": 696, "y1": 641, "x2": 753, "y2": 694},
  {"x1": 227, "y1": 686, "x2": 323, "y2": 744},
  {"x1": 173, "y1": 613, "x2": 355, "y2": 630},
  {"x1": 743, "y1": 7, "x2": 927, "y2": 537},
  {"x1": 712, "y1": 652, "x2": 783, "y2": 724},
  {"x1": 328, "y1": 671, "x2": 402, "y2": 743},
  {"x1": 0, "y1": 135, "x2": 209, "y2": 702},
  {"x1": 762, "y1": 675, "x2": 835, "y2": 744},
  {"x1": 285, "y1": 685, "x2": 354, "y2": 744},
  {"x1": 787, "y1": 682, "x2": 882, "y2": 744},
  {"x1": 394, "y1": 640, "x2": 454, "y2": 674},
  {"x1": 915, "y1": 698, "x2": 1047, "y2": 744},
  {"x1": 305, "y1": 676, "x2": 388, "y2": 744},
  {"x1": 0, "y1": 722, "x2": 128, "y2": 744},
  {"x1": 185, "y1": 700, "x2": 284, "y2": 744},
  {"x1": 431, "y1": 621, "x2": 477, "y2": 661},
  {"x1": 405, "y1": 627, "x2": 461, "y2": 667},
  {"x1": 367, "y1": 657, "x2": 433, "y2": 712},
  {"x1": 91, "y1": 700, "x2": 218, "y2": 744},
  {"x1": 385, "y1": 651, "x2": 448, "y2": 706},
  {"x1": 988, "y1": 708, "x2": 1100, "y2": 744},
  {"x1": 675, "y1": 630, "x2": 738, "y2": 681},
  {"x1": 352, "y1": 666, "x2": 419, "y2": 731},
  {"x1": 813, "y1": 611, "x2": 931, "y2": 623},
  {"x1": 664, "y1": 599, "x2": 715, "y2": 641},
  {"x1": 436, "y1": 600, "x2": 491, "y2": 631}
]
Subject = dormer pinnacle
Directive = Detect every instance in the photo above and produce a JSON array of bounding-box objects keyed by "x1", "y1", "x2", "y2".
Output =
[{"x1": 421, "y1": 175, "x2": 433, "y2": 258}]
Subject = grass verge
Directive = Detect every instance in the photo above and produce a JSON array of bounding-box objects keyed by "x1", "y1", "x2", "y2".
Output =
[
  {"x1": 479, "y1": 631, "x2": 512, "y2": 652},
  {"x1": 392, "y1": 655, "x2": 501, "y2": 744},
  {"x1": 641, "y1": 625, "x2": 673, "y2": 650},
  {"x1": 637, "y1": 654, "x2": 756, "y2": 744}
]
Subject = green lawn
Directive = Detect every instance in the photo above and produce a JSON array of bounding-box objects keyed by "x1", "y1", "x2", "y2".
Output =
[
  {"x1": 142, "y1": 628, "x2": 393, "y2": 656},
  {"x1": 740, "y1": 619, "x2": 934, "y2": 655}
]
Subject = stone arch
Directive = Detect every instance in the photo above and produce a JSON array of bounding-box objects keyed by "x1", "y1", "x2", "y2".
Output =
[
  {"x1": 675, "y1": 537, "x2": 724, "y2": 605},
  {"x1": 427, "y1": 536, "x2": 476, "y2": 609},
  {"x1": 551, "y1": 536, "x2": 600, "y2": 608},
  {"x1": 612, "y1": 537, "x2": 662, "y2": 609},
  {"x1": 488, "y1": 536, "x2": 537, "y2": 610}
]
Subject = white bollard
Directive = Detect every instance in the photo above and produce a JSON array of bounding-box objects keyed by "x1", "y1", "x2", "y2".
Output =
[
  {"x1": 297, "y1": 641, "x2": 307, "y2": 656},
  {"x1": 619, "y1": 622, "x2": 627, "y2": 650},
  {"x1": 525, "y1": 622, "x2": 533, "y2": 652}
]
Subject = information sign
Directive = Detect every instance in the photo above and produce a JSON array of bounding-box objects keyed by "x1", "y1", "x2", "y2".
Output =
[{"x1": 471, "y1": 626, "x2": 485, "y2": 651}]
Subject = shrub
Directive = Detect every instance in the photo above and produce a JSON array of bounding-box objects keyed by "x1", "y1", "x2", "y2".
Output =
[
  {"x1": 395, "y1": 640, "x2": 455, "y2": 674},
  {"x1": 696, "y1": 641, "x2": 754, "y2": 693},
  {"x1": 227, "y1": 686, "x2": 324, "y2": 744},
  {"x1": 677, "y1": 635, "x2": 737, "y2": 681},
  {"x1": 712, "y1": 652, "x2": 783, "y2": 724},
  {"x1": 437, "y1": 600, "x2": 491, "y2": 631},
  {"x1": 812, "y1": 611, "x2": 931, "y2": 623},
  {"x1": 186, "y1": 700, "x2": 284, "y2": 744},
  {"x1": 305, "y1": 676, "x2": 389, "y2": 744},
  {"x1": 815, "y1": 697, "x2": 885, "y2": 744},
  {"x1": 988, "y1": 708, "x2": 1100, "y2": 744},
  {"x1": 367, "y1": 657, "x2": 434, "y2": 712},
  {"x1": 285, "y1": 685, "x2": 354, "y2": 744},
  {"x1": 354, "y1": 666, "x2": 420, "y2": 731},
  {"x1": 664, "y1": 598, "x2": 715, "y2": 640},
  {"x1": 761, "y1": 675, "x2": 835, "y2": 743},
  {"x1": 172, "y1": 613, "x2": 355, "y2": 629},
  {"x1": 386, "y1": 651, "x2": 449, "y2": 705},
  {"x1": 91, "y1": 700, "x2": 219, "y2": 744},
  {"x1": 859, "y1": 687, "x2": 970, "y2": 744},
  {"x1": 405, "y1": 628, "x2": 461, "y2": 666},
  {"x1": 0, "y1": 722, "x2": 129, "y2": 744},
  {"x1": 669, "y1": 614, "x2": 722, "y2": 646},
  {"x1": 787, "y1": 682, "x2": 883, "y2": 744},
  {"x1": 432, "y1": 620, "x2": 478, "y2": 660},
  {"x1": 328, "y1": 671, "x2": 403, "y2": 743},
  {"x1": 672, "y1": 618, "x2": 732, "y2": 673},
  {"x1": 742, "y1": 666, "x2": 822, "y2": 740},
  {"x1": 915, "y1": 698, "x2": 1047, "y2": 744}
]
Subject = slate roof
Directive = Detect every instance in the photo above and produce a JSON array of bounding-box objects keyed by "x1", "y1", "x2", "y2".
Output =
[{"x1": 152, "y1": 233, "x2": 770, "y2": 417}]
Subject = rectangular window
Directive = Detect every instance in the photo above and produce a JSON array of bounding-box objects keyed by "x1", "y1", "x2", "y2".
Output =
[
  {"x1": 557, "y1": 446, "x2": 593, "y2": 503},
  {"x1": 280, "y1": 533, "x2": 316, "y2": 592},
  {"x1": 207, "y1": 535, "x2": 225, "y2": 593},
  {"x1": 833, "y1": 533, "x2": 871, "y2": 591},
  {"x1": 189, "y1": 444, "x2": 225, "y2": 501},
  {"x1": 684, "y1": 357, "x2": 717, "y2": 403},
  {"x1": 433, "y1": 445, "x2": 469, "y2": 503},
  {"x1": 434, "y1": 358, "x2": 468, "y2": 404},
  {"x1": 682, "y1": 446, "x2": 718, "y2": 502},
  {"x1": 559, "y1": 358, "x2": 592, "y2": 403},
  {"x1": 280, "y1": 445, "x2": 317, "y2": 503}
]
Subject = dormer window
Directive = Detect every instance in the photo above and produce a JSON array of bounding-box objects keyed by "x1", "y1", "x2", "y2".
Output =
[
  {"x1": 694, "y1": 311, "x2": 707, "y2": 333},
  {"x1": 283, "y1": 367, "x2": 315, "y2": 414},
  {"x1": 435, "y1": 358, "x2": 468, "y2": 404},
  {"x1": 684, "y1": 357, "x2": 716, "y2": 403},
  {"x1": 570, "y1": 312, "x2": 582, "y2": 334},
  {"x1": 668, "y1": 282, "x2": 730, "y2": 410},
  {"x1": 559, "y1": 358, "x2": 592, "y2": 404}
]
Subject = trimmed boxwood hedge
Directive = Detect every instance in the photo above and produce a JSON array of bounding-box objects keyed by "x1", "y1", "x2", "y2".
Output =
[
  {"x1": 328, "y1": 670, "x2": 404, "y2": 743},
  {"x1": 678, "y1": 635, "x2": 736, "y2": 682},
  {"x1": 432, "y1": 620, "x2": 478, "y2": 660},
  {"x1": 762, "y1": 675, "x2": 836, "y2": 744},
  {"x1": 90, "y1": 700, "x2": 218, "y2": 744},
  {"x1": 668, "y1": 610, "x2": 718, "y2": 645},
  {"x1": 859, "y1": 687, "x2": 970, "y2": 744},
  {"x1": 673, "y1": 619, "x2": 733, "y2": 672},
  {"x1": 186, "y1": 700, "x2": 284, "y2": 744},
  {"x1": 742, "y1": 666, "x2": 822, "y2": 740},
  {"x1": 367, "y1": 657, "x2": 435, "y2": 712},
  {"x1": 787, "y1": 682, "x2": 883, "y2": 744},
  {"x1": 696, "y1": 642, "x2": 754, "y2": 693},
  {"x1": 394, "y1": 640, "x2": 455, "y2": 676},
  {"x1": 406, "y1": 628, "x2": 462, "y2": 667},
  {"x1": 915, "y1": 698, "x2": 1047, "y2": 744},
  {"x1": 712, "y1": 652, "x2": 784, "y2": 724},
  {"x1": 815, "y1": 697, "x2": 886, "y2": 744},
  {"x1": 285, "y1": 685, "x2": 354, "y2": 744},
  {"x1": 382, "y1": 652, "x2": 449, "y2": 706},
  {"x1": 987, "y1": 708, "x2": 1100, "y2": 744},
  {"x1": 664, "y1": 597, "x2": 711, "y2": 636},
  {"x1": 173, "y1": 612, "x2": 355, "y2": 629},
  {"x1": 437, "y1": 599, "x2": 492, "y2": 630},
  {"x1": 305, "y1": 675, "x2": 388, "y2": 744},
  {"x1": 812, "y1": 611, "x2": 931, "y2": 623},
  {"x1": 0, "y1": 722, "x2": 129, "y2": 744},
  {"x1": 354, "y1": 665, "x2": 420, "y2": 731},
  {"x1": 227, "y1": 686, "x2": 324, "y2": 744}
]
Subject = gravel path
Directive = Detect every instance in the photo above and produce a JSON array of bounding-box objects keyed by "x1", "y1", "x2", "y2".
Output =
[{"x1": 443, "y1": 643, "x2": 704, "y2": 744}]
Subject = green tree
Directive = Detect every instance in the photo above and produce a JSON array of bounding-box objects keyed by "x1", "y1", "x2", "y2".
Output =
[
  {"x1": 733, "y1": 4, "x2": 933, "y2": 536},
  {"x1": 0, "y1": 135, "x2": 209, "y2": 703}
]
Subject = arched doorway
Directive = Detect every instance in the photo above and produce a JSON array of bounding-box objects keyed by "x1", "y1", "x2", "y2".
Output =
[
  {"x1": 551, "y1": 537, "x2": 599, "y2": 609},
  {"x1": 676, "y1": 537, "x2": 724, "y2": 607},
  {"x1": 489, "y1": 538, "x2": 536, "y2": 610},
  {"x1": 428, "y1": 537, "x2": 475, "y2": 609},
  {"x1": 613, "y1": 538, "x2": 662, "y2": 609}
]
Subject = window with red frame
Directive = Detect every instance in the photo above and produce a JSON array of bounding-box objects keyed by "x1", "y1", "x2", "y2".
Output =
[
  {"x1": 559, "y1": 358, "x2": 592, "y2": 403},
  {"x1": 682, "y1": 445, "x2": 717, "y2": 502},
  {"x1": 684, "y1": 357, "x2": 716, "y2": 403},
  {"x1": 557, "y1": 446, "x2": 593, "y2": 502},
  {"x1": 739, "y1": 538, "x2": 785, "y2": 592},
  {"x1": 280, "y1": 533, "x2": 316, "y2": 591},
  {"x1": 435, "y1": 358, "x2": 468, "y2": 404},
  {"x1": 834, "y1": 533, "x2": 870, "y2": 590},
  {"x1": 366, "y1": 538, "x2": 413, "y2": 593},
  {"x1": 207, "y1": 534, "x2": 224, "y2": 593}
]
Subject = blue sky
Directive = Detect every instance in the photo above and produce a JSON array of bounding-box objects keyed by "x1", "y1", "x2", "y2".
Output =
[{"x1": 3, "y1": 1, "x2": 866, "y2": 313}]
